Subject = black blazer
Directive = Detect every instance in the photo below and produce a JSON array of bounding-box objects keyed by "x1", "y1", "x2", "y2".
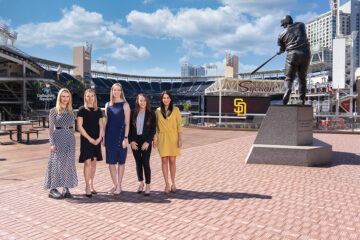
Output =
[{"x1": 129, "y1": 110, "x2": 156, "y2": 144}]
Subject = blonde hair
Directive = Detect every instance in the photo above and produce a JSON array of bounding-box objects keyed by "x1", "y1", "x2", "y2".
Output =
[
  {"x1": 56, "y1": 88, "x2": 72, "y2": 114},
  {"x1": 110, "y1": 83, "x2": 126, "y2": 106},
  {"x1": 84, "y1": 89, "x2": 98, "y2": 111}
]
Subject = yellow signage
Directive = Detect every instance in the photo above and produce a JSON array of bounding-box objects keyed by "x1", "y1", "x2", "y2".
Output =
[{"x1": 234, "y1": 98, "x2": 246, "y2": 116}]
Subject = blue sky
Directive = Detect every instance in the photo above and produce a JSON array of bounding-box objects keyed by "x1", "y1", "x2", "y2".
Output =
[{"x1": 0, "y1": 0, "x2": 331, "y2": 76}]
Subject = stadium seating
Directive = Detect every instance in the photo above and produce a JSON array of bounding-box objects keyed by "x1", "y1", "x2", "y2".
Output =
[{"x1": 151, "y1": 82, "x2": 161, "y2": 92}]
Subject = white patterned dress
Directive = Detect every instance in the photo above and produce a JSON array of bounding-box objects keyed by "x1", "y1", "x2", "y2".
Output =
[{"x1": 44, "y1": 107, "x2": 78, "y2": 189}]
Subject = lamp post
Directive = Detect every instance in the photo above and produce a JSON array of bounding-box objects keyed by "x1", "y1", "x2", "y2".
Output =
[{"x1": 350, "y1": 31, "x2": 358, "y2": 115}]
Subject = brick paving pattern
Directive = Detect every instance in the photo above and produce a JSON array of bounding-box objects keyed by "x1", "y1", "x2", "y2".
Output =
[{"x1": 1, "y1": 128, "x2": 360, "y2": 239}]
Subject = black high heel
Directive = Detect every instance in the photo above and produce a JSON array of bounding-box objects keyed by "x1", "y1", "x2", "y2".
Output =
[
  {"x1": 137, "y1": 183, "x2": 144, "y2": 194},
  {"x1": 144, "y1": 184, "x2": 150, "y2": 196},
  {"x1": 85, "y1": 187, "x2": 92, "y2": 198}
]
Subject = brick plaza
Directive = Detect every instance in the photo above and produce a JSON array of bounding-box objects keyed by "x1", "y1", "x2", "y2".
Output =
[{"x1": 1, "y1": 128, "x2": 360, "y2": 239}]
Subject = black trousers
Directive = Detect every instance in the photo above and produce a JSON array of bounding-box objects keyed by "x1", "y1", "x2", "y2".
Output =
[
  {"x1": 131, "y1": 135, "x2": 152, "y2": 184},
  {"x1": 284, "y1": 48, "x2": 311, "y2": 101}
]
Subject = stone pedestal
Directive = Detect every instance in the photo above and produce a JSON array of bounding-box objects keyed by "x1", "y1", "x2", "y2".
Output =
[{"x1": 246, "y1": 105, "x2": 332, "y2": 167}]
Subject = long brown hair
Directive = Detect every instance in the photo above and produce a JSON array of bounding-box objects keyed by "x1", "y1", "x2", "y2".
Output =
[
  {"x1": 132, "y1": 94, "x2": 153, "y2": 127},
  {"x1": 160, "y1": 90, "x2": 173, "y2": 119},
  {"x1": 110, "y1": 83, "x2": 126, "y2": 106}
]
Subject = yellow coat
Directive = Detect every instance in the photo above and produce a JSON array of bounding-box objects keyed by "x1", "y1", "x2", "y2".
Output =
[{"x1": 156, "y1": 106, "x2": 183, "y2": 157}]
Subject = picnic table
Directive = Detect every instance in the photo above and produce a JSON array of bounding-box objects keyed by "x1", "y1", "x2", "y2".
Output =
[{"x1": 0, "y1": 121, "x2": 32, "y2": 142}]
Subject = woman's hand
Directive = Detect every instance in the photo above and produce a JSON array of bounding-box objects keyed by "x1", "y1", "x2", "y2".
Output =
[
  {"x1": 130, "y1": 141, "x2": 138, "y2": 150},
  {"x1": 141, "y1": 142, "x2": 149, "y2": 151},
  {"x1": 178, "y1": 139, "x2": 182, "y2": 148},
  {"x1": 122, "y1": 138, "x2": 128, "y2": 149},
  {"x1": 88, "y1": 137, "x2": 96, "y2": 145},
  {"x1": 153, "y1": 139, "x2": 157, "y2": 148},
  {"x1": 95, "y1": 137, "x2": 102, "y2": 145},
  {"x1": 51, "y1": 145, "x2": 56, "y2": 152},
  {"x1": 102, "y1": 138, "x2": 105, "y2": 146}
]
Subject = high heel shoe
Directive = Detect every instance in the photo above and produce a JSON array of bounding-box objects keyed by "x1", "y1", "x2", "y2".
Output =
[
  {"x1": 171, "y1": 185, "x2": 176, "y2": 193},
  {"x1": 144, "y1": 184, "x2": 150, "y2": 196},
  {"x1": 164, "y1": 185, "x2": 170, "y2": 195},
  {"x1": 114, "y1": 188, "x2": 122, "y2": 195},
  {"x1": 137, "y1": 183, "x2": 144, "y2": 194},
  {"x1": 107, "y1": 187, "x2": 116, "y2": 194},
  {"x1": 85, "y1": 187, "x2": 92, "y2": 198},
  {"x1": 62, "y1": 187, "x2": 72, "y2": 198}
]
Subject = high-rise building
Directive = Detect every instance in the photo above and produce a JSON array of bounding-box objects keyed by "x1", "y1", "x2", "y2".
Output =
[
  {"x1": 225, "y1": 52, "x2": 238, "y2": 79},
  {"x1": 181, "y1": 63, "x2": 205, "y2": 77},
  {"x1": 306, "y1": 0, "x2": 360, "y2": 67},
  {"x1": 307, "y1": 0, "x2": 360, "y2": 93},
  {"x1": 73, "y1": 42, "x2": 92, "y2": 83}
]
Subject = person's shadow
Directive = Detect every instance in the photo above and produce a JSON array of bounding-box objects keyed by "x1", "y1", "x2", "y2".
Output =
[{"x1": 67, "y1": 189, "x2": 272, "y2": 204}]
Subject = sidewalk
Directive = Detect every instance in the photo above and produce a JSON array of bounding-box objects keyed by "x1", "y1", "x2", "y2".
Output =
[{"x1": 1, "y1": 129, "x2": 360, "y2": 239}]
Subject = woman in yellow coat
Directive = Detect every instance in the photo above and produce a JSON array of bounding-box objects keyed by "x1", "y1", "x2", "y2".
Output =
[{"x1": 153, "y1": 91, "x2": 183, "y2": 194}]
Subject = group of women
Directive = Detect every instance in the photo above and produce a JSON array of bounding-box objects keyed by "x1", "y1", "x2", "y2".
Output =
[{"x1": 44, "y1": 84, "x2": 183, "y2": 199}]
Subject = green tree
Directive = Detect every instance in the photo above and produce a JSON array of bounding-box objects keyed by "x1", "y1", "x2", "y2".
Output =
[
  {"x1": 66, "y1": 80, "x2": 73, "y2": 91},
  {"x1": 183, "y1": 103, "x2": 191, "y2": 112},
  {"x1": 32, "y1": 81, "x2": 43, "y2": 94},
  {"x1": 77, "y1": 82, "x2": 86, "y2": 97}
]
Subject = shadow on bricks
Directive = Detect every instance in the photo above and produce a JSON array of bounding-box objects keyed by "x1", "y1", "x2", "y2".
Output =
[
  {"x1": 66, "y1": 190, "x2": 272, "y2": 204},
  {"x1": 319, "y1": 151, "x2": 360, "y2": 168},
  {"x1": 26, "y1": 139, "x2": 49, "y2": 145}
]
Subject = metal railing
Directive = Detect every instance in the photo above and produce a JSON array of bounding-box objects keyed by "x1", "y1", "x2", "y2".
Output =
[{"x1": 181, "y1": 112, "x2": 360, "y2": 133}]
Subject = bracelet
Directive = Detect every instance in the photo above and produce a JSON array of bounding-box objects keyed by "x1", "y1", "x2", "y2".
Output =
[{"x1": 124, "y1": 136, "x2": 128, "y2": 139}]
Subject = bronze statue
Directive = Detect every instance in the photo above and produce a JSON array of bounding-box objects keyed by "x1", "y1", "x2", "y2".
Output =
[{"x1": 277, "y1": 15, "x2": 311, "y2": 105}]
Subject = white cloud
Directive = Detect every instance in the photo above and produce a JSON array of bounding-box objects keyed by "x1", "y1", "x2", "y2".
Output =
[
  {"x1": 91, "y1": 63, "x2": 118, "y2": 72},
  {"x1": 143, "y1": 67, "x2": 166, "y2": 75},
  {"x1": 107, "y1": 22, "x2": 128, "y2": 35},
  {"x1": 178, "y1": 55, "x2": 189, "y2": 64},
  {"x1": 219, "y1": 0, "x2": 296, "y2": 17},
  {"x1": 143, "y1": 0, "x2": 153, "y2": 4},
  {"x1": 107, "y1": 44, "x2": 149, "y2": 60},
  {"x1": 295, "y1": 12, "x2": 318, "y2": 23},
  {"x1": 205, "y1": 60, "x2": 256, "y2": 75},
  {"x1": 127, "y1": 7, "x2": 239, "y2": 41},
  {"x1": 15, "y1": 5, "x2": 149, "y2": 60},
  {"x1": 127, "y1": 8, "x2": 173, "y2": 38},
  {"x1": 238, "y1": 62, "x2": 257, "y2": 73},
  {"x1": 127, "y1": 6, "x2": 284, "y2": 57}
]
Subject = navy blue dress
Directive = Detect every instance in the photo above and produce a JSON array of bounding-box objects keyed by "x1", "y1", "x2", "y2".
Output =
[{"x1": 105, "y1": 102, "x2": 127, "y2": 164}]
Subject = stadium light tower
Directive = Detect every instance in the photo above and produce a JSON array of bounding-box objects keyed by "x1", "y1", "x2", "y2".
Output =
[
  {"x1": 95, "y1": 59, "x2": 108, "y2": 78},
  {"x1": 0, "y1": 22, "x2": 17, "y2": 47},
  {"x1": 205, "y1": 64, "x2": 218, "y2": 76}
]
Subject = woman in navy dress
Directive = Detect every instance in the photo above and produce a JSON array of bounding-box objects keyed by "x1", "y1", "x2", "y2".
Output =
[{"x1": 104, "y1": 83, "x2": 130, "y2": 194}]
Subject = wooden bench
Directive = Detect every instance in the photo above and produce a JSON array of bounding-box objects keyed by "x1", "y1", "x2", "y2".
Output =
[{"x1": 22, "y1": 130, "x2": 40, "y2": 144}]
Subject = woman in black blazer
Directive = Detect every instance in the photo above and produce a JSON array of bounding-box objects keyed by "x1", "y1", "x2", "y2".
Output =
[{"x1": 129, "y1": 94, "x2": 156, "y2": 196}]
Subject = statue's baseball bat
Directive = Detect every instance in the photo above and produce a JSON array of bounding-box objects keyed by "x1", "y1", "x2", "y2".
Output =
[{"x1": 250, "y1": 53, "x2": 278, "y2": 75}]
